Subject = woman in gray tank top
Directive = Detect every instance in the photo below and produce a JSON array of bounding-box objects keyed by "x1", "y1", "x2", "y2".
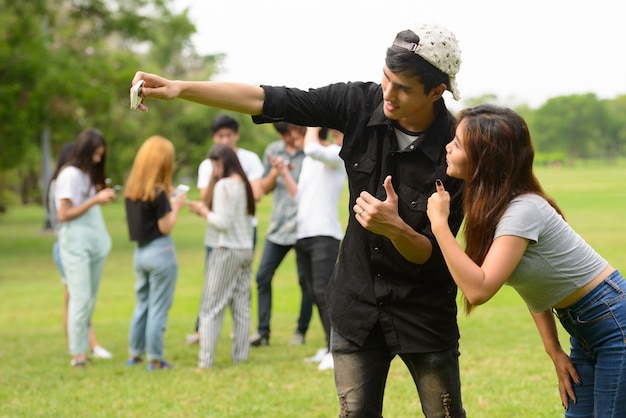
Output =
[{"x1": 427, "y1": 104, "x2": 625, "y2": 417}]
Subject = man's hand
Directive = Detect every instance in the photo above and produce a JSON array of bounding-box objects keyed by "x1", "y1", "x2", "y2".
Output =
[
  {"x1": 353, "y1": 175, "x2": 432, "y2": 263},
  {"x1": 131, "y1": 71, "x2": 180, "y2": 112},
  {"x1": 353, "y1": 175, "x2": 401, "y2": 237}
]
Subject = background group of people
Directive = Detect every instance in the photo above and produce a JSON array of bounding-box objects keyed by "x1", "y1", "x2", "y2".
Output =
[
  {"x1": 48, "y1": 114, "x2": 347, "y2": 373},
  {"x1": 48, "y1": 19, "x2": 625, "y2": 418}
]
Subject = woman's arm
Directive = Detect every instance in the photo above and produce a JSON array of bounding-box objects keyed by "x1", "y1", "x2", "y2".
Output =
[
  {"x1": 189, "y1": 180, "x2": 235, "y2": 231},
  {"x1": 426, "y1": 181, "x2": 528, "y2": 305},
  {"x1": 158, "y1": 191, "x2": 187, "y2": 235},
  {"x1": 57, "y1": 189, "x2": 115, "y2": 222},
  {"x1": 529, "y1": 309, "x2": 579, "y2": 410}
]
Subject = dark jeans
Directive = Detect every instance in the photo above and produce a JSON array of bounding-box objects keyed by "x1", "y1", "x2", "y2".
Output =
[
  {"x1": 255, "y1": 239, "x2": 313, "y2": 337},
  {"x1": 295, "y1": 236, "x2": 340, "y2": 347},
  {"x1": 331, "y1": 324, "x2": 466, "y2": 418}
]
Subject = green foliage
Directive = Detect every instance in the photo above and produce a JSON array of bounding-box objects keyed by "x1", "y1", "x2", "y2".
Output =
[
  {"x1": 530, "y1": 93, "x2": 611, "y2": 160},
  {"x1": 0, "y1": 0, "x2": 223, "y2": 208}
]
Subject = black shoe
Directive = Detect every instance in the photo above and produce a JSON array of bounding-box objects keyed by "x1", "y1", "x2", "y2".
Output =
[{"x1": 250, "y1": 333, "x2": 269, "y2": 347}]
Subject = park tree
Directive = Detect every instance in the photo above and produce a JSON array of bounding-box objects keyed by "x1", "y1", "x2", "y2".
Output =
[
  {"x1": 605, "y1": 94, "x2": 626, "y2": 158},
  {"x1": 0, "y1": 0, "x2": 212, "y2": 208},
  {"x1": 532, "y1": 93, "x2": 610, "y2": 163},
  {"x1": 0, "y1": 0, "x2": 279, "y2": 211}
]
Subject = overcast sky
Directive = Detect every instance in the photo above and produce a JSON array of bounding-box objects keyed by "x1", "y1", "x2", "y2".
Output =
[{"x1": 173, "y1": 0, "x2": 624, "y2": 109}]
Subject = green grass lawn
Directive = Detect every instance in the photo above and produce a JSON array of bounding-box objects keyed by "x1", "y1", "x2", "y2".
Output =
[{"x1": 0, "y1": 163, "x2": 625, "y2": 417}]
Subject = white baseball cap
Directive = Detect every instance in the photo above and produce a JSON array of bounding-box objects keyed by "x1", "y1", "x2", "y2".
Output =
[{"x1": 393, "y1": 22, "x2": 462, "y2": 100}]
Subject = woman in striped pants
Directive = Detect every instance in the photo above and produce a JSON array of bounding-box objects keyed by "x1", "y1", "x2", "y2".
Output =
[{"x1": 189, "y1": 144, "x2": 256, "y2": 369}]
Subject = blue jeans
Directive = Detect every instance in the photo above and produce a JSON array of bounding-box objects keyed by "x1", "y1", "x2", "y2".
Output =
[
  {"x1": 295, "y1": 236, "x2": 340, "y2": 347},
  {"x1": 554, "y1": 269, "x2": 626, "y2": 418},
  {"x1": 128, "y1": 235, "x2": 178, "y2": 362},
  {"x1": 255, "y1": 240, "x2": 313, "y2": 337},
  {"x1": 331, "y1": 324, "x2": 466, "y2": 418},
  {"x1": 52, "y1": 240, "x2": 65, "y2": 281}
]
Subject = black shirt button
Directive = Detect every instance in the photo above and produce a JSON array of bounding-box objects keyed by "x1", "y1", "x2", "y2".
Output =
[{"x1": 410, "y1": 201, "x2": 417, "y2": 208}]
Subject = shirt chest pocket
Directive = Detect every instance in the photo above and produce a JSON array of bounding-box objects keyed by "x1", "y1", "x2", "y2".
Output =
[
  {"x1": 347, "y1": 158, "x2": 377, "y2": 187},
  {"x1": 397, "y1": 183, "x2": 428, "y2": 213}
]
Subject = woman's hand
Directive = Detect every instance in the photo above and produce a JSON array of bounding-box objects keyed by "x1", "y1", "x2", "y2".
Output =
[
  {"x1": 550, "y1": 348, "x2": 580, "y2": 410},
  {"x1": 426, "y1": 179, "x2": 451, "y2": 231},
  {"x1": 188, "y1": 200, "x2": 208, "y2": 218},
  {"x1": 171, "y1": 191, "x2": 187, "y2": 212},
  {"x1": 94, "y1": 188, "x2": 116, "y2": 205}
]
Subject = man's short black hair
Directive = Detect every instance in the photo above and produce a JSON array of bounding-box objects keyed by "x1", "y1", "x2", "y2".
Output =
[
  {"x1": 273, "y1": 121, "x2": 290, "y2": 135},
  {"x1": 211, "y1": 114, "x2": 239, "y2": 133}
]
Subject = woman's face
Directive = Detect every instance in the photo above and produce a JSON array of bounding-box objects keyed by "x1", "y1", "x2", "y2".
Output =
[
  {"x1": 211, "y1": 159, "x2": 224, "y2": 179},
  {"x1": 92, "y1": 146, "x2": 105, "y2": 164},
  {"x1": 445, "y1": 120, "x2": 469, "y2": 181}
]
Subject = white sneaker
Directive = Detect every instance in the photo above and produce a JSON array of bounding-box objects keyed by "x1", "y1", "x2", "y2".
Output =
[
  {"x1": 317, "y1": 352, "x2": 334, "y2": 371},
  {"x1": 185, "y1": 333, "x2": 200, "y2": 345},
  {"x1": 289, "y1": 332, "x2": 305, "y2": 345},
  {"x1": 92, "y1": 345, "x2": 112, "y2": 359},
  {"x1": 304, "y1": 348, "x2": 329, "y2": 363}
]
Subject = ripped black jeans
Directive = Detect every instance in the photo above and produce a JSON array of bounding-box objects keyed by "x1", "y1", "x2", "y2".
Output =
[{"x1": 331, "y1": 324, "x2": 466, "y2": 418}]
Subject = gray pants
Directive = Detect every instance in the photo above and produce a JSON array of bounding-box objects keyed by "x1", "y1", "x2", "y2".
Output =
[{"x1": 198, "y1": 247, "x2": 253, "y2": 368}]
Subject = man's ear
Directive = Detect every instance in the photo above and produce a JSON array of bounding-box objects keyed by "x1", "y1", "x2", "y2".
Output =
[{"x1": 430, "y1": 83, "x2": 447, "y2": 101}]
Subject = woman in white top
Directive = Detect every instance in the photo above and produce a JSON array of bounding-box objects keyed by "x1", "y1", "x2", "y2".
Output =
[
  {"x1": 189, "y1": 143, "x2": 255, "y2": 368},
  {"x1": 53, "y1": 129, "x2": 117, "y2": 367},
  {"x1": 426, "y1": 104, "x2": 625, "y2": 416},
  {"x1": 47, "y1": 141, "x2": 112, "y2": 360}
]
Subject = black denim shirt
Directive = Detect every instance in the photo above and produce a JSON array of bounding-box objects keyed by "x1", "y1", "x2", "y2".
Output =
[{"x1": 253, "y1": 82, "x2": 465, "y2": 354}]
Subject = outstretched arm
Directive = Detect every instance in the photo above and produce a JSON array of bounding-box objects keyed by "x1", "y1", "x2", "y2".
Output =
[{"x1": 131, "y1": 71, "x2": 265, "y2": 115}]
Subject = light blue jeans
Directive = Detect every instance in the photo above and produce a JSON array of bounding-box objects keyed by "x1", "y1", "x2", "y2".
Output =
[
  {"x1": 128, "y1": 235, "x2": 178, "y2": 362},
  {"x1": 58, "y1": 205, "x2": 111, "y2": 356},
  {"x1": 52, "y1": 240, "x2": 66, "y2": 281},
  {"x1": 554, "y1": 269, "x2": 626, "y2": 418}
]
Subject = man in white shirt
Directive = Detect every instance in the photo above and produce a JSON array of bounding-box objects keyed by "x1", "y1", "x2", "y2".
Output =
[
  {"x1": 280, "y1": 127, "x2": 346, "y2": 370},
  {"x1": 197, "y1": 114, "x2": 264, "y2": 202}
]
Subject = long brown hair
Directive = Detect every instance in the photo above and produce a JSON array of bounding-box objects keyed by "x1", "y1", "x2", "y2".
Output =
[
  {"x1": 205, "y1": 143, "x2": 255, "y2": 216},
  {"x1": 65, "y1": 129, "x2": 107, "y2": 191},
  {"x1": 124, "y1": 136, "x2": 175, "y2": 201},
  {"x1": 46, "y1": 141, "x2": 75, "y2": 213},
  {"x1": 459, "y1": 104, "x2": 562, "y2": 313}
]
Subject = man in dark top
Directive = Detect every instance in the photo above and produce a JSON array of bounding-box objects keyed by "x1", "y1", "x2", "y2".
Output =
[{"x1": 131, "y1": 21, "x2": 466, "y2": 418}]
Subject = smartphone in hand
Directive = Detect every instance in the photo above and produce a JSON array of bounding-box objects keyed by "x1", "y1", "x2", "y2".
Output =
[
  {"x1": 129, "y1": 80, "x2": 144, "y2": 110},
  {"x1": 171, "y1": 184, "x2": 190, "y2": 200}
]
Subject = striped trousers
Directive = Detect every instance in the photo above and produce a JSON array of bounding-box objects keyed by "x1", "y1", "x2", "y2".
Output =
[{"x1": 198, "y1": 247, "x2": 253, "y2": 368}]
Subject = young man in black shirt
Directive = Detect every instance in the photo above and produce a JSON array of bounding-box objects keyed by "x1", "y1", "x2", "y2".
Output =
[{"x1": 130, "y1": 22, "x2": 466, "y2": 417}]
